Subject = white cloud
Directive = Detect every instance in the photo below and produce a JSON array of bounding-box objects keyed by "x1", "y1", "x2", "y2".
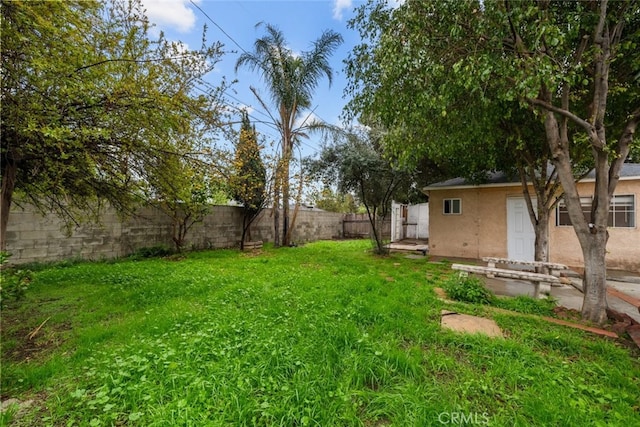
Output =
[
  {"x1": 141, "y1": 0, "x2": 199, "y2": 33},
  {"x1": 294, "y1": 112, "x2": 322, "y2": 130},
  {"x1": 239, "y1": 105, "x2": 255, "y2": 116},
  {"x1": 387, "y1": 0, "x2": 405, "y2": 9},
  {"x1": 332, "y1": 0, "x2": 352, "y2": 21}
]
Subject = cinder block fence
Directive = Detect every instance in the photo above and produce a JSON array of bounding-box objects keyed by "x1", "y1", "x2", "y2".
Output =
[{"x1": 3, "y1": 203, "x2": 344, "y2": 264}]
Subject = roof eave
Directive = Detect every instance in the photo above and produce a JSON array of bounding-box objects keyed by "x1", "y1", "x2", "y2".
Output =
[{"x1": 423, "y1": 175, "x2": 640, "y2": 192}]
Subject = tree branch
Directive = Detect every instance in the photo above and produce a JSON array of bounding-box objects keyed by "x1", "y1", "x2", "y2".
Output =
[
  {"x1": 527, "y1": 97, "x2": 595, "y2": 136},
  {"x1": 72, "y1": 56, "x2": 195, "y2": 75}
]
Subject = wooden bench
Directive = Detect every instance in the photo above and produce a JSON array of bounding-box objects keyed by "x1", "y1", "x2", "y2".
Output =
[
  {"x1": 451, "y1": 263, "x2": 560, "y2": 299},
  {"x1": 482, "y1": 257, "x2": 568, "y2": 277}
]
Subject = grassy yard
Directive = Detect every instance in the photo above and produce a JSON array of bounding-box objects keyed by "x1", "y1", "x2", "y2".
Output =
[{"x1": 1, "y1": 240, "x2": 639, "y2": 426}]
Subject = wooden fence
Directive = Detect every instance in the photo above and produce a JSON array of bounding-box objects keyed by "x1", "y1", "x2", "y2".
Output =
[{"x1": 342, "y1": 213, "x2": 391, "y2": 239}]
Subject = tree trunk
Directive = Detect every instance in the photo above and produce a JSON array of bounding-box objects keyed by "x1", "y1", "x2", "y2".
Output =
[
  {"x1": 245, "y1": 214, "x2": 253, "y2": 243},
  {"x1": 519, "y1": 166, "x2": 551, "y2": 269},
  {"x1": 534, "y1": 209, "x2": 550, "y2": 263},
  {"x1": 0, "y1": 159, "x2": 17, "y2": 252},
  {"x1": 364, "y1": 204, "x2": 386, "y2": 255},
  {"x1": 172, "y1": 218, "x2": 185, "y2": 253},
  {"x1": 284, "y1": 159, "x2": 305, "y2": 245},
  {"x1": 580, "y1": 230, "x2": 609, "y2": 324},
  {"x1": 273, "y1": 188, "x2": 280, "y2": 248},
  {"x1": 542, "y1": 109, "x2": 609, "y2": 324},
  {"x1": 281, "y1": 150, "x2": 291, "y2": 246},
  {"x1": 240, "y1": 214, "x2": 248, "y2": 250},
  {"x1": 241, "y1": 208, "x2": 261, "y2": 250}
]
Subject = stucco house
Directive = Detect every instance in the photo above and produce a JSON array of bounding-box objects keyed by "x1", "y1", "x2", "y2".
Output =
[{"x1": 423, "y1": 163, "x2": 640, "y2": 271}]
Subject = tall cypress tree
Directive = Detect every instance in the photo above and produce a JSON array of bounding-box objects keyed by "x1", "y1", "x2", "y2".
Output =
[{"x1": 231, "y1": 112, "x2": 267, "y2": 249}]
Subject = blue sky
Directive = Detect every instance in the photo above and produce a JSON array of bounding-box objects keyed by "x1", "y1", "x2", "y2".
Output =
[{"x1": 141, "y1": 0, "x2": 368, "y2": 158}]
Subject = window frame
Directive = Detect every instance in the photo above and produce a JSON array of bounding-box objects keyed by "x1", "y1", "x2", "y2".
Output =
[
  {"x1": 556, "y1": 194, "x2": 636, "y2": 228},
  {"x1": 609, "y1": 194, "x2": 636, "y2": 228},
  {"x1": 556, "y1": 197, "x2": 592, "y2": 227},
  {"x1": 443, "y1": 198, "x2": 462, "y2": 215}
]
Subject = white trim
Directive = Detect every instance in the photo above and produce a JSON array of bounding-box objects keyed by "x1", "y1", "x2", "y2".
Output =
[
  {"x1": 555, "y1": 196, "x2": 592, "y2": 227},
  {"x1": 443, "y1": 198, "x2": 462, "y2": 215},
  {"x1": 425, "y1": 182, "x2": 522, "y2": 192},
  {"x1": 555, "y1": 194, "x2": 636, "y2": 228},
  {"x1": 610, "y1": 193, "x2": 636, "y2": 228}
]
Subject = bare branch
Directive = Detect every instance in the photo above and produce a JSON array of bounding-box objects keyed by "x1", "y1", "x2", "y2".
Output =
[{"x1": 527, "y1": 98, "x2": 596, "y2": 138}]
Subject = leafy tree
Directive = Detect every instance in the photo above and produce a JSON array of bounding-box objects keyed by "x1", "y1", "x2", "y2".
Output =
[
  {"x1": 346, "y1": 2, "x2": 584, "y2": 267},
  {"x1": 143, "y1": 134, "x2": 225, "y2": 253},
  {"x1": 306, "y1": 127, "x2": 415, "y2": 254},
  {"x1": 230, "y1": 112, "x2": 267, "y2": 249},
  {"x1": 345, "y1": 0, "x2": 640, "y2": 323},
  {"x1": 0, "y1": 0, "x2": 226, "y2": 250},
  {"x1": 308, "y1": 187, "x2": 360, "y2": 213},
  {"x1": 235, "y1": 23, "x2": 343, "y2": 247}
]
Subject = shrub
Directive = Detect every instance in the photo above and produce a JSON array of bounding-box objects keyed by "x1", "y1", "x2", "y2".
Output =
[
  {"x1": 130, "y1": 245, "x2": 173, "y2": 259},
  {"x1": 442, "y1": 273, "x2": 495, "y2": 304},
  {"x1": 0, "y1": 252, "x2": 31, "y2": 308}
]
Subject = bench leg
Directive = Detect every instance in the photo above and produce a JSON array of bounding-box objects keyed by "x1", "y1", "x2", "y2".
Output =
[
  {"x1": 535, "y1": 282, "x2": 551, "y2": 299},
  {"x1": 487, "y1": 262, "x2": 495, "y2": 278}
]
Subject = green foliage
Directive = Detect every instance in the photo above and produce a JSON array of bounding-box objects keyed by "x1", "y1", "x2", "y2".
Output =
[
  {"x1": 0, "y1": 252, "x2": 31, "y2": 307},
  {"x1": 144, "y1": 142, "x2": 221, "y2": 252},
  {"x1": 306, "y1": 126, "x2": 416, "y2": 254},
  {"x1": 1, "y1": 0, "x2": 228, "y2": 247},
  {"x1": 236, "y1": 23, "x2": 343, "y2": 246},
  {"x1": 344, "y1": 0, "x2": 638, "y2": 181},
  {"x1": 442, "y1": 273, "x2": 557, "y2": 315},
  {"x1": 442, "y1": 273, "x2": 495, "y2": 305},
  {"x1": 230, "y1": 112, "x2": 266, "y2": 212},
  {"x1": 230, "y1": 112, "x2": 267, "y2": 247},
  {"x1": 345, "y1": 0, "x2": 640, "y2": 323},
  {"x1": 0, "y1": 402, "x2": 18, "y2": 425},
  {"x1": 1, "y1": 241, "x2": 639, "y2": 425},
  {"x1": 494, "y1": 295, "x2": 557, "y2": 317},
  {"x1": 308, "y1": 187, "x2": 360, "y2": 213},
  {"x1": 129, "y1": 245, "x2": 174, "y2": 260}
]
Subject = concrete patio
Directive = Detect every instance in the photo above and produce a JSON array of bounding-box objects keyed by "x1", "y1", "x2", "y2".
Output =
[{"x1": 481, "y1": 273, "x2": 640, "y2": 323}]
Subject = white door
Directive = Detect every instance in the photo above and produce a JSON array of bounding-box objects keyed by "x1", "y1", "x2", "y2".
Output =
[
  {"x1": 507, "y1": 198, "x2": 536, "y2": 261},
  {"x1": 407, "y1": 203, "x2": 429, "y2": 239},
  {"x1": 390, "y1": 201, "x2": 404, "y2": 242}
]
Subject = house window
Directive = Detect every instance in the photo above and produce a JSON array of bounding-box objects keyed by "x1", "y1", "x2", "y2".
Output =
[
  {"x1": 556, "y1": 195, "x2": 635, "y2": 228},
  {"x1": 556, "y1": 197, "x2": 592, "y2": 226},
  {"x1": 443, "y1": 198, "x2": 461, "y2": 215},
  {"x1": 609, "y1": 195, "x2": 635, "y2": 227}
]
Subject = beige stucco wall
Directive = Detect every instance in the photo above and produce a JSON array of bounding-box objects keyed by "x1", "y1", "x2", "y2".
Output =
[
  {"x1": 549, "y1": 179, "x2": 640, "y2": 271},
  {"x1": 427, "y1": 178, "x2": 640, "y2": 271},
  {"x1": 428, "y1": 185, "x2": 517, "y2": 260}
]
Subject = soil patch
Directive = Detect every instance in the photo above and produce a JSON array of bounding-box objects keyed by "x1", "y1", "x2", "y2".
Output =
[
  {"x1": 440, "y1": 310, "x2": 503, "y2": 338},
  {"x1": 1, "y1": 312, "x2": 72, "y2": 364}
]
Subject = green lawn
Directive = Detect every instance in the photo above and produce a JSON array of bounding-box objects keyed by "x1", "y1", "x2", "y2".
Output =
[{"x1": 1, "y1": 240, "x2": 639, "y2": 426}]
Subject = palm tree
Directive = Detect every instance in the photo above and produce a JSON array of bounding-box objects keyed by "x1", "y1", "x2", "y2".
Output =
[{"x1": 235, "y1": 23, "x2": 343, "y2": 247}]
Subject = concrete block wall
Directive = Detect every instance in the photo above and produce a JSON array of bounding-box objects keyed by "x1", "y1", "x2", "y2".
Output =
[{"x1": 4, "y1": 203, "x2": 344, "y2": 264}]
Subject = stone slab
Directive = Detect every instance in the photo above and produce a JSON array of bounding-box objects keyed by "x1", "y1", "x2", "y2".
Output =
[{"x1": 440, "y1": 310, "x2": 503, "y2": 338}]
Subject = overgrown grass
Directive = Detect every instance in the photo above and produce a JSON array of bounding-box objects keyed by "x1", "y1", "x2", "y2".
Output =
[
  {"x1": 442, "y1": 274, "x2": 558, "y2": 316},
  {"x1": 1, "y1": 240, "x2": 638, "y2": 426}
]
